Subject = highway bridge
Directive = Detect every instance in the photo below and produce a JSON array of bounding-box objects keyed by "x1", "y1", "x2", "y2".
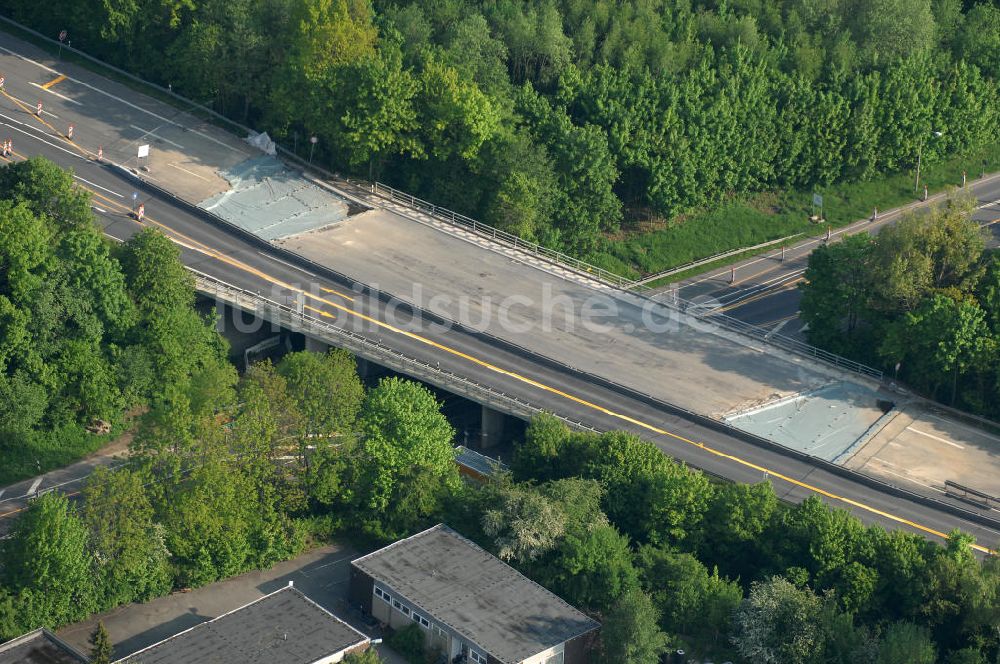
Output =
[{"x1": 1, "y1": 24, "x2": 999, "y2": 552}]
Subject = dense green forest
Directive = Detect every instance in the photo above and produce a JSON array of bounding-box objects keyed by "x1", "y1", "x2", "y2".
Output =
[
  {"x1": 800, "y1": 191, "x2": 1000, "y2": 418},
  {"x1": 0, "y1": 162, "x2": 995, "y2": 659},
  {"x1": 0, "y1": 158, "x2": 231, "y2": 483},
  {"x1": 2, "y1": 0, "x2": 999, "y2": 268}
]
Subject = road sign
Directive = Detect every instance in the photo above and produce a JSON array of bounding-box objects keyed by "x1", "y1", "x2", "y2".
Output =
[
  {"x1": 0, "y1": 76, "x2": 5, "y2": 89},
  {"x1": 812, "y1": 192, "x2": 823, "y2": 208},
  {"x1": 58, "y1": 30, "x2": 67, "y2": 43},
  {"x1": 36, "y1": 101, "x2": 42, "y2": 116},
  {"x1": 137, "y1": 144, "x2": 149, "y2": 159}
]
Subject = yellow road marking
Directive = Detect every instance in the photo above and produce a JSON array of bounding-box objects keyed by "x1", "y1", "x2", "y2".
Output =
[
  {"x1": 5, "y1": 137, "x2": 992, "y2": 554},
  {"x1": 1, "y1": 88, "x2": 92, "y2": 157},
  {"x1": 758, "y1": 312, "x2": 801, "y2": 328},
  {"x1": 84, "y1": 188, "x2": 354, "y2": 305},
  {"x1": 717, "y1": 277, "x2": 805, "y2": 314},
  {"x1": 40, "y1": 74, "x2": 66, "y2": 89}
]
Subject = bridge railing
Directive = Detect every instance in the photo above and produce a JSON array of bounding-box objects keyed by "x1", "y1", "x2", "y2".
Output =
[
  {"x1": 650, "y1": 293, "x2": 885, "y2": 381},
  {"x1": 369, "y1": 182, "x2": 886, "y2": 383},
  {"x1": 190, "y1": 269, "x2": 599, "y2": 434},
  {"x1": 371, "y1": 182, "x2": 635, "y2": 289}
]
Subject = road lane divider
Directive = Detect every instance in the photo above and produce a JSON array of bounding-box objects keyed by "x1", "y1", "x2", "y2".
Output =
[{"x1": 4, "y1": 90, "x2": 993, "y2": 554}]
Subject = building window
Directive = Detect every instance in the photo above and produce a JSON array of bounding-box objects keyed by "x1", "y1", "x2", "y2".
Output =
[
  {"x1": 374, "y1": 587, "x2": 383, "y2": 599},
  {"x1": 392, "y1": 600, "x2": 402, "y2": 610},
  {"x1": 412, "y1": 612, "x2": 430, "y2": 628},
  {"x1": 434, "y1": 625, "x2": 447, "y2": 638},
  {"x1": 376, "y1": 587, "x2": 391, "y2": 605},
  {"x1": 470, "y1": 650, "x2": 487, "y2": 664}
]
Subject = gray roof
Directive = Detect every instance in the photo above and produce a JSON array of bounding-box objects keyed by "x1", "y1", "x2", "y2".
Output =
[
  {"x1": 454, "y1": 446, "x2": 507, "y2": 477},
  {"x1": 352, "y1": 525, "x2": 599, "y2": 664},
  {"x1": 0, "y1": 628, "x2": 89, "y2": 664},
  {"x1": 115, "y1": 586, "x2": 367, "y2": 664}
]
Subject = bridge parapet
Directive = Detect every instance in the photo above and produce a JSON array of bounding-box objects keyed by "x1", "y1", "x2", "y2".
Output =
[{"x1": 191, "y1": 269, "x2": 597, "y2": 434}]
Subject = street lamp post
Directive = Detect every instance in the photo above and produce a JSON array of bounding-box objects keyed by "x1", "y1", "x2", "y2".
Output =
[
  {"x1": 915, "y1": 130, "x2": 943, "y2": 194},
  {"x1": 309, "y1": 135, "x2": 318, "y2": 165}
]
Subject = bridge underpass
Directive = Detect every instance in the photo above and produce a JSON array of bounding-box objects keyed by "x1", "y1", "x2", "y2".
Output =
[{"x1": 1, "y1": 25, "x2": 999, "y2": 551}]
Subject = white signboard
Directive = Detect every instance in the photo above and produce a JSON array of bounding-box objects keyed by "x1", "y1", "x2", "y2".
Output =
[
  {"x1": 137, "y1": 144, "x2": 150, "y2": 159},
  {"x1": 812, "y1": 192, "x2": 823, "y2": 208}
]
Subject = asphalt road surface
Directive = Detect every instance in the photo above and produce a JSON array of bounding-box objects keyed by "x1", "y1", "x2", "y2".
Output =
[
  {"x1": 1, "y1": 42, "x2": 999, "y2": 553},
  {"x1": 671, "y1": 175, "x2": 1000, "y2": 337}
]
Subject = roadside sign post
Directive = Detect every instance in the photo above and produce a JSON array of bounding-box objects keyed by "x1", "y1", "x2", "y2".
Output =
[
  {"x1": 962, "y1": 170, "x2": 967, "y2": 188},
  {"x1": 0, "y1": 75, "x2": 5, "y2": 90},
  {"x1": 923, "y1": 183, "x2": 929, "y2": 201},
  {"x1": 97, "y1": 146, "x2": 103, "y2": 162},
  {"x1": 871, "y1": 207, "x2": 878, "y2": 223},
  {"x1": 67, "y1": 124, "x2": 74, "y2": 140},
  {"x1": 780, "y1": 245, "x2": 785, "y2": 262},
  {"x1": 131, "y1": 192, "x2": 137, "y2": 212},
  {"x1": 730, "y1": 265, "x2": 736, "y2": 284},
  {"x1": 35, "y1": 101, "x2": 42, "y2": 117},
  {"x1": 58, "y1": 30, "x2": 67, "y2": 60},
  {"x1": 812, "y1": 192, "x2": 823, "y2": 221},
  {"x1": 137, "y1": 143, "x2": 149, "y2": 172},
  {"x1": 309, "y1": 135, "x2": 317, "y2": 165}
]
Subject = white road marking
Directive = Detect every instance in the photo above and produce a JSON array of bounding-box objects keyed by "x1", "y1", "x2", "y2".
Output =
[
  {"x1": 130, "y1": 124, "x2": 184, "y2": 149},
  {"x1": 26, "y1": 478, "x2": 42, "y2": 496},
  {"x1": 907, "y1": 426, "x2": 965, "y2": 449},
  {"x1": 888, "y1": 441, "x2": 903, "y2": 448},
  {"x1": 92, "y1": 206, "x2": 108, "y2": 213},
  {"x1": 927, "y1": 413, "x2": 1000, "y2": 444},
  {"x1": 767, "y1": 318, "x2": 790, "y2": 335},
  {"x1": 0, "y1": 112, "x2": 85, "y2": 160},
  {"x1": 28, "y1": 81, "x2": 82, "y2": 105},
  {"x1": 0, "y1": 45, "x2": 247, "y2": 154},
  {"x1": 74, "y1": 175, "x2": 122, "y2": 197},
  {"x1": 869, "y1": 459, "x2": 946, "y2": 494},
  {"x1": 5, "y1": 92, "x2": 59, "y2": 118},
  {"x1": 167, "y1": 161, "x2": 209, "y2": 181},
  {"x1": 102, "y1": 232, "x2": 124, "y2": 242},
  {"x1": 257, "y1": 251, "x2": 319, "y2": 278}
]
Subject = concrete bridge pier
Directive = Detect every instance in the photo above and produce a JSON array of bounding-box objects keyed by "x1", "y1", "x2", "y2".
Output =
[
  {"x1": 304, "y1": 335, "x2": 330, "y2": 353},
  {"x1": 481, "y1": 405, "x2": 506, "y2": 449}
]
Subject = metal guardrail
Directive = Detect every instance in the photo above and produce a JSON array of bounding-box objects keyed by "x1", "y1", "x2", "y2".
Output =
[
  {"x1": 661, "y1": 294, "x2": 886, "y2": 381},
  {"x1": 1, "y1": 10, "x2": 883, "y2": 384},
  {"x1": 191, "y1": 269, "x2": 1000, "y2": 537},
  {"x1": 190, "y1": 270, "x2": 599, "y2": 435},
  {"x1": 370, "y1": 182, "x2": 885, "y2": 382},
  {"x1": 628, "y1": 234, "x2": 802, "y2": 287},
  {"x1": 945, "y1": 480, "x2": 999, "y2": 509},
  {"x1": 371, "y1": 182, "x2": 635, "y2": 289}
]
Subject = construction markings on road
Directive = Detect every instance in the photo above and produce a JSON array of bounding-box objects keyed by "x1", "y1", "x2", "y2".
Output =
[
  {"x1": 0, "y1": 73, "x2": 993, "y2": 553},
  {"x1": 39, "y1": 74, "x2": 65, "y2": 89},
  {"x1": 4, "y1": 149, "x2": 992, "y2": 554}
]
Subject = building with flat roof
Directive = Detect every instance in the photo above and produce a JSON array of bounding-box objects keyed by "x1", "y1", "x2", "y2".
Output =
[
  {"x1": 0, "y1": 627, "x2": 89, "y2": 664},
  {"x1": 114, "y1": 584, "x2": 368, "y2": 664},
  {"x1": 454, "y1": 445, "x2": 507, "y2": 483},
  {"x1": 349, "y1": 524, "x2": 599, "y2": 664}
]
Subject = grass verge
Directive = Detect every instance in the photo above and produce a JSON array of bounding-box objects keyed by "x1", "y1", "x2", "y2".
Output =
[
  {"x1": 0, "y1": 423, "x2": 122, "y2": 487},
  {"x1": 588, "y1": 143, "x2": 1000, "y2": 279}
]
